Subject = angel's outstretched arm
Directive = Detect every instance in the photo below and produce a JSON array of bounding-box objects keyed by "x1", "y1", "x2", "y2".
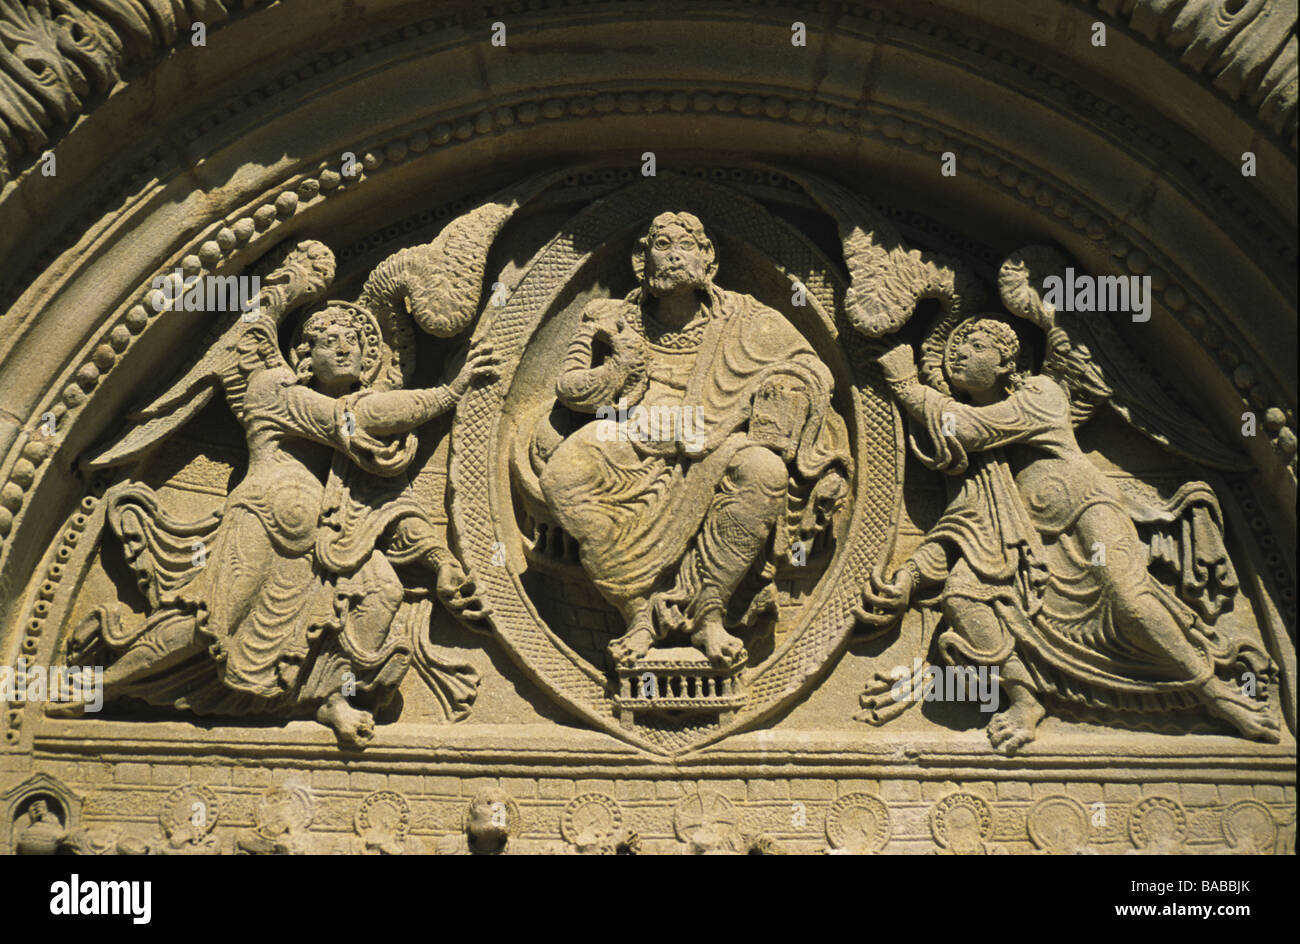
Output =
[
  {"x1": 252, "y1": 342, "x2": 498, "y2": 457},
  {"x1": 350, "y1": 385, "x2": 459, "y2": 435},
  {"x1": 244, "y1": 374, "x2": 445, "y2": 450},
  {"x1": 892, "y1": 377, "x2": 1047, "y2": 452},
  {"x1": 350, "y1": 341, "x2": 499, "y2": 434},
  {"x1": 878, "y1": 341, "x2": 1054, "y2": 454}
]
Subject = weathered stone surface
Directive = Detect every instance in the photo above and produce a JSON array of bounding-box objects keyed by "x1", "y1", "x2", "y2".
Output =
[{"x1": 0, "y1": 0, "x2": 1293, "y2": 856}]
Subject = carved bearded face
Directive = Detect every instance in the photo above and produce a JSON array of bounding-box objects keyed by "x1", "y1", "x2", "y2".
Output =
[
  {"x1": 644, "y1": 221, "x2": 712, "y2": 297},
  {"x1": 947, "y1": 328, "x2": 1011, "y2": 397},
  {"x1": 307, "y1": 316, "x2": 364, "y2": 390}
]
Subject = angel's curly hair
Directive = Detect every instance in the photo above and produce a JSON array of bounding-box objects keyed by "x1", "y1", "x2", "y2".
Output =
[
  {"x1": 948, "y1": 317, "x2": 1027, "y2": 394},
  {"x1": 292, "y1": 303, "x2": 380, "y2": 385}
]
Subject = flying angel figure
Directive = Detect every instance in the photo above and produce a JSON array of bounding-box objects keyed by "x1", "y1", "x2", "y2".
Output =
[
  {"x1": 49, "y1": 178, "x2": 549, "y2": 746},
  {"x1": 852, "y1": 244, "x2": 1279, "y2": 754}
]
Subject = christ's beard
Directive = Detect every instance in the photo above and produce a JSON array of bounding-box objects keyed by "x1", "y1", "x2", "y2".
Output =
[{"x1": 645, "y1": 266, "x2": 707, "y2": 297}]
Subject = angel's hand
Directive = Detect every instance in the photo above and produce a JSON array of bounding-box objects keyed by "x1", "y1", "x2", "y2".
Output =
[
  {"x1": 450, "y1": 344, "x2": 500, "y2": 397},
  {"x1": 875, "y1": 338, "x2": 917, "y2": 383},
  {"x1": 851, "y1": 567, "x2": 915, "y2": 627}
]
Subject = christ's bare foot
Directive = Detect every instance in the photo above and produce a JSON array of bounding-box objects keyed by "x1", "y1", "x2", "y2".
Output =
[
  {"x1": 987, "y1": 695, "x2": 1045, "y2": 755},
  {"x1": 690, "y1": 612, "x2": 746, "y2": 668},
  {"x1": 317, "y1": 691, "x2": 375, "y2": 749},
  {"x1": 1202, "y1": 680, "x2": 1281, "y2": 742},
  {"x1": 609, "y1": 626, "x2": 654, "y2": 667}
]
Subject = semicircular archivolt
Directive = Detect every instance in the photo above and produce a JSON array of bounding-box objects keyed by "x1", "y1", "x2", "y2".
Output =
[{"x1": 1, "y1": 80, "x2": 1292, "y2": 606}]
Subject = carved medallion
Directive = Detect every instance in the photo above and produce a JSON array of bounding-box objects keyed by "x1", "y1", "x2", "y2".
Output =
[
  {"x1": 1129, "y1": 796, "x2": 1188, "y2": 851},
  {"x1": 825, "y1": 793, "x2": 891, "y2": 853},
  {"x1": 561, "y1": 793, "x2": 624, "y2": 847},
  {"x1": 1027, "y1": 795, "x2": 1090, "y2": 854},
  {"x1": 1220, "y1": 799, "x2": 1277, "y2": 853},
  {"x1": 155, "y1": 784, "x2": 221, "y2": 854},
  {"x1": 258, "y1": 784, "x2": 314, "y2": 835},
  {"x1": 354, "y1": 790, "x2": 412, "y2": 854},
  {"x1": 930, "y1": 793, "x2": 994, "y2": 854}
]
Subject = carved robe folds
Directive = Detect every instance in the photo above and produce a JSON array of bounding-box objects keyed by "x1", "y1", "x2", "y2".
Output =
[
  {"x1": 87, "y1": 367, "x2": 456, "y2": 716},
  {"x1": 538, "y1": 284, "x2": 850, "y2": 640},
  {"x1": 905, "y1": 373, "x2": 1269, "y2": 709}
]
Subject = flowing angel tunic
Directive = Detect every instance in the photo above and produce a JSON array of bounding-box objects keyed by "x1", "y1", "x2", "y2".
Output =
[
  {"x1": 903, "y1": 374, "x2": 1269, "y2": 711},
  {"x1": 102, "y1": 362, "x2": 455, "y2": 715}
]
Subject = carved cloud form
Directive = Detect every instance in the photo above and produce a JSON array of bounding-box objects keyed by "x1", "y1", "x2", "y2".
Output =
[{"x1": 360, "y1": 171, "x2": 565, "y2": 338}]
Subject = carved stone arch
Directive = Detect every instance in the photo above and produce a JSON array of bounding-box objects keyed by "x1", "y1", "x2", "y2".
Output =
[{"x1": 0, "y1": 0, "x2": 1292, "y2": 854}]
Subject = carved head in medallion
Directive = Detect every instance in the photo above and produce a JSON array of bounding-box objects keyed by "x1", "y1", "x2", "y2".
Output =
[
  {"x1": 292, "y1": 302, "x2": 384, "y2": 392},
  {"x1": 465, "y1": 788, "x2": 516, "y2": 851},
  {"x1": 945, "y1": 317, "x2": 1026, "y2": 398},
  {"x1": 632, "y1": 211, "x2": 718, "y2": 298}
]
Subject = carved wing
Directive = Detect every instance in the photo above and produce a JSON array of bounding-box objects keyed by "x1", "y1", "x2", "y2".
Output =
[
  {"x1": 783, "y1": 168, "x2": 988, "y2": 339},
  {"x1": 998, "y1": 246, "x2": 1249, "y2": 471},
  {"x1": 85, "y1": 240, "x2": 336, "y2": 471},
  {"x1": 359, "y1": 169, "x2": 566, "y2": 358}
]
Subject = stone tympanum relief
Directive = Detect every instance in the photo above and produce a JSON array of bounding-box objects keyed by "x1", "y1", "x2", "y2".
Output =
[{"x1": 29, "y1": 167, "x2": 1290, "y2": 778}]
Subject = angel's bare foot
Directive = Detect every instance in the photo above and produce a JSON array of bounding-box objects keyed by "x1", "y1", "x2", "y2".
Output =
[
  {"x1": 317, "y1": 692, "x2": 374, "y2": 749},
  {"x1": 1201, "y1": 680, "x2": 1281, "y2": 742},
  {"x1": 987, "y1": 693, "x2": 1045, "y2": 755},
  {"x1": 690, "y1": 611, "x2": 747, "y2": 668},
  {"x1": 609, "y1": 626, "x2": 655, "y2": 667}
]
